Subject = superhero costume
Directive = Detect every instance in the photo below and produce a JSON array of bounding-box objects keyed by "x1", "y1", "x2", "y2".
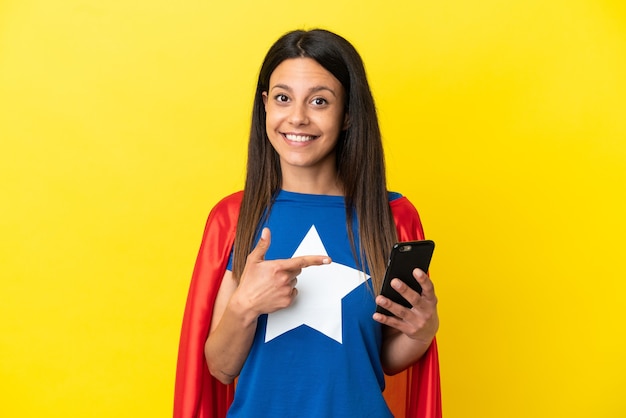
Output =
[{"x1": 174, "y1": 191, "x2": 442, "y2": 418}]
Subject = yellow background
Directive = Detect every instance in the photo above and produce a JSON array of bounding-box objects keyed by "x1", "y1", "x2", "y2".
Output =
[{"x1": 1, "y1": 0, "x2": 625, "y2": 416}]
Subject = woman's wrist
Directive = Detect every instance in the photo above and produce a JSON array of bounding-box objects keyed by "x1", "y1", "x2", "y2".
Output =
[{"x1": 228, "y1": 291, "x2": 261, "y2": 328}]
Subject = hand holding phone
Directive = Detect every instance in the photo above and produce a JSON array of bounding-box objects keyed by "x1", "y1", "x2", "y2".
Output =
[{"x1": 376, "y1": 240, "x2": 435, "y2": 316}]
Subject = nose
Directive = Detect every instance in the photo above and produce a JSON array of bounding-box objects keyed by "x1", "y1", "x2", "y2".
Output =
[{"x1": 288, "y1": 102, "x2": 309, "y2": 126}]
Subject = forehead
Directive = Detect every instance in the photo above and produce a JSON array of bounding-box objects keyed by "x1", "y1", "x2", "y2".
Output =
[{"x1": 269, "y1": 57, "x2": 343, "y2": 91}]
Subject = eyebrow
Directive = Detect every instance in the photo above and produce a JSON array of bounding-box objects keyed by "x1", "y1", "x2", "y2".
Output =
[{"x1": 270, "y1": 84, "x2": 337, "y2": 98}]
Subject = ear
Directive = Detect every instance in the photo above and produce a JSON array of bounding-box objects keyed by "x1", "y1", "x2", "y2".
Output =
[
  {"x1": 262, "y1": 92, "x2": 268, "y2": 110},
  {"x1": 342, "y1": 113, "x2": 350, "y2": 131}
]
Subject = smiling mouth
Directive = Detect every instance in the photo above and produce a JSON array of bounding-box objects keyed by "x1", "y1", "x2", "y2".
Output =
[{"x1": 283, "y1": 133, "x2": 318, "y2": 143}]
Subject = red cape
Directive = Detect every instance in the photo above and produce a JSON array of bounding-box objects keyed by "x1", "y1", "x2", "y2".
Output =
[{"x1": 174, "y1": 191, "x2": 442, "y2": 417}]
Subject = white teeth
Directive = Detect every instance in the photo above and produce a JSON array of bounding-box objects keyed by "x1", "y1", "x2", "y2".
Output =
[{"x1": 285, "y1": 134, "x2": 315, "y2": 142}]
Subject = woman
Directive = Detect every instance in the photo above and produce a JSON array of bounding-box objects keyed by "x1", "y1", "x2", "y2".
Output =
[{"x1": 174, "y1": 29, "x2": 441, "y2": 418}]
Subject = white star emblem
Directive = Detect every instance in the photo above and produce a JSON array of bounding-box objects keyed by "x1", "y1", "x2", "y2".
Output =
[{"x1": 264, "y1": 225, "x2": 369, "y2": 344}]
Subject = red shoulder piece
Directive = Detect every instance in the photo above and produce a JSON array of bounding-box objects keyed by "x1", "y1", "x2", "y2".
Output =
[
  {"x1": 173, "y1": 191, "x2": 243, "y2": 418},
  {"x1": 385, "y1": 196, "x2": 443, "y2": 418}
]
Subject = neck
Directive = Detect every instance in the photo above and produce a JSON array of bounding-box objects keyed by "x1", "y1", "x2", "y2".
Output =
[{"x1": 280, "y1": 166, "x2": 343, "y2": 196}]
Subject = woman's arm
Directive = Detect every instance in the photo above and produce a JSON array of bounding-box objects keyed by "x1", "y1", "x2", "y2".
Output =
[
  {"x1": 374, "y1": 268, "x2": 439, "y2": 375},
  {"x1": 204, "y1": 270, "x2": 258, "y2": 384},
  {"x1": 204, "y1": 228, "x2": 331, "y2": 384}
]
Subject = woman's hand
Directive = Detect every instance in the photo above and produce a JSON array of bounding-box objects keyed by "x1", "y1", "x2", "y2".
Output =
[
  {"x1": 232, "y1": 227, "x2": 331, "y2": 317},
  {"x1": 373, "y1": 268, "x2": 439, "y2": 374}
]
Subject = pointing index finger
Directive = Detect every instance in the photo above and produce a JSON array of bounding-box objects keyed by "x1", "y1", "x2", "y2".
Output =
[{"x1": 290, "y1": 255, "x2": 331, "y2": 270}]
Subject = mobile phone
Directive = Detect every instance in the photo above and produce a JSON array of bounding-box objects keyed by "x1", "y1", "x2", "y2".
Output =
[{"x1": 376, "y1": 240, "x2": 435, "y2": 316}]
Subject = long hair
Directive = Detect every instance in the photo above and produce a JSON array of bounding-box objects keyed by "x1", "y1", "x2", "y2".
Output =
[{"x1": 232, "y1": 29, "x2": 397, "y2": 292}]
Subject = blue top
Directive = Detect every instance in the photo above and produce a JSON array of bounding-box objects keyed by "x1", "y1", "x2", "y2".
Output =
[{"x1": 226, "y1": 190, "x2": 396, "y2": 418}]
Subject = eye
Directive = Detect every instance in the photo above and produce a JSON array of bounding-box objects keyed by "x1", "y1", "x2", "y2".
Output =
[
  {"x1": 312, "y1": 97, "x2": 328, "y2": 106},
  {"x1": 274, "y1": 94, "x2": 289, "y2": 103}
]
